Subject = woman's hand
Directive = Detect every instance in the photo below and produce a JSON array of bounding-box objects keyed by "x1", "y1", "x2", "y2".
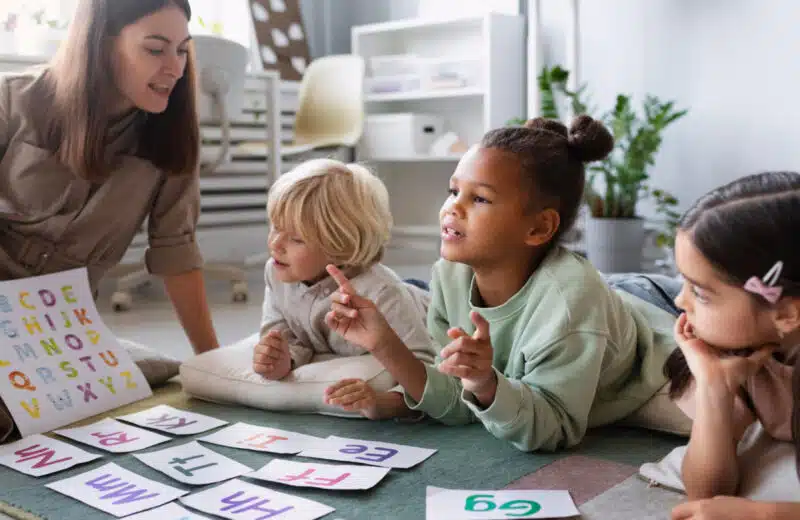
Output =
[
  {"x1": 324, "y1": 265, "x2": 393, "y2": 353},
  {"x1": 674, "y1": 313, "x2": 774, "y2": 395}
]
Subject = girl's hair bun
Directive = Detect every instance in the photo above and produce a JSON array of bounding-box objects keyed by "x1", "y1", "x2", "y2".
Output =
[{"x1": 566, "y1": 114, "x2": 614, "y2": 162}]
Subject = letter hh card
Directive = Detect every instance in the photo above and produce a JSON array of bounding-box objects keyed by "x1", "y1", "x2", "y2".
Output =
[
  {"x1": 45, "y1": 462, "x2": 188, "y2": 518},
  {"x1": 134, "y1": 441, "x2": 252, "y2": 485},
  {"x1": 298, "y1": 435, "x2": 436, "y2": 469},
  {"x1": 54, "y1": 418, "x2": 170, "y2": 453},
  {"x1": 425, "y1": 487, "x2": 579, "y2": 519},
  {"x1": 180, "y1": 478, "x2": 334, "y2": 520},
  {"x1": 248, "y1": 459, "x2": 390, "y2": 490},
  {"x1": 0, "y1": 433, "x2": 101, "y2": 476},
  {"x1": 198, "y1": 422, "x2": 323, "y2": 455},
  {"x1": 121, "y1": 502, "x2": 212, "y2": 520},
  {"x1": 0, "y1": 268, "x2": 152, "y2": 437},
  {"x1": 118, "y1": 404, "x2": 228, "y2": 435}
]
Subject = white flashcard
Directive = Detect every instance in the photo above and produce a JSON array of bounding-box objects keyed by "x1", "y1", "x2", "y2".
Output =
[
  {"x1": 46, "y1": 462, "x2": 187, "y2": 518},
  {"x1": 298, "y1": 435, "x2": 436, "y2": 469},
  {"x1": 54, "y1": 418, "x2": 170, "y2": 453},
  {"x1": 122, "y1": 502, "x2": 213, "y2": 519},
  {"x1": 180, "y1": 478, "x2": 335, "y2": 520},
  {"x1": 118, "y1": 405, "x2": 228, "y2": 435},
  {"x1": 198, "y1": 422, "x2": 322, "y2": 455},
  {"x1": 0, "y1": 433, "x2": 101, "y2": 476},
  {"x1": 248, "y1": 459, "x2": 390, "y2": 490},
  {"x1": 134, "y1": 441, "x2": 252, "y2": 485},
  {"x1": 425, "y1": 487, "x2": 580, "y2": 519}
]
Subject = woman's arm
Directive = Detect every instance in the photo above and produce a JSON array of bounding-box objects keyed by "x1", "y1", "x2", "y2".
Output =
[
  {"x1": 163, "y1": 268, "x2": 219, "y2": 354},
  {"x1": 672, "y1": 497, "x2": 800, "y2": 520}
]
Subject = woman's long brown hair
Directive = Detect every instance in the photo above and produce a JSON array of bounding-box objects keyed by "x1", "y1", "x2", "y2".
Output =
[
  {"x1": 663, "y1": 172, "x2": 800, "y2": 479},
  {"x1": 34, "y1": 0, "x2": 199, "y2": 181}
]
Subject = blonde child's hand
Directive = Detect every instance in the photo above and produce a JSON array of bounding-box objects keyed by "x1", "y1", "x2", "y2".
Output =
[
  {"x1": 438, "y1": 311, "x2": 497, "y2": 404},
  {"x1": 675, "y1": 313, "x2": 774, "y2": 395},
  {"x1": 252, "y1": 330, "x2": 292, "y2": 380},
  {"x1": 325, "y1": 265, "x2": 393, "y2": 353},
  {"x1": 672, "y1": 496, "x2": 771, "y2": 520},
  {"x1": 324, "y1": 378, "x2": 379, "y2": 419}
]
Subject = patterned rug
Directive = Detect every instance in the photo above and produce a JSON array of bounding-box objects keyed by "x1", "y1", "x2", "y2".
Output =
[{"x1": 0, "y1": 383, "x2": 686, "y2": 519}]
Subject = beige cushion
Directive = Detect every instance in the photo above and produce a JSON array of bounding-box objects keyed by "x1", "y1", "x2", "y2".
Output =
[
  {"x1": 179, "y1": 333, "x2": 397, "y2": 418},
  {"x1": 619, "y1": 383, "x2": 692, "y2": 437},
  {"x1": 639, "y1": 421, "x2": 800, "y2": 501}
]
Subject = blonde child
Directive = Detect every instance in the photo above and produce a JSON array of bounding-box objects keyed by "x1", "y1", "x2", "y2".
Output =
[
  {"x1": 324, "y1": 116, "x2": 679, "y2": 451},
  {"x1": 251, "y1": 158, "x2": 435, "y2": 419},
  {"x1": 660, "y1": 172, "x2": 799, "y2": 520}
]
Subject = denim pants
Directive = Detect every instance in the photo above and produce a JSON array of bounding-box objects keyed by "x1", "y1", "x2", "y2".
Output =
[{"x1": 604, "y1": 273, "x2": 683, "y2": 318}]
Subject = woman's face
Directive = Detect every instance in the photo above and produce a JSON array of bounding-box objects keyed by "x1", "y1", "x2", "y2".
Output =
[{"x1": 111, "y1": 4, "x2": 190, "y2": 114}]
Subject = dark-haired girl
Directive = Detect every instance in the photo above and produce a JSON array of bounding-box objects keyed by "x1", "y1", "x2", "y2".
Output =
[
  {"x1": 322, "y1": 116, "x2": 679, "y2": 452},
  {"x1": 662, "y1": 172, "x2": 799, "y2": 520}
]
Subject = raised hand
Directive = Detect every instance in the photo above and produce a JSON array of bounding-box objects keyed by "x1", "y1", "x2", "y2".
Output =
[
  {"x1": 438, "y1": 311, "x2": 496, "y2": 401},
  {"x1": 324, "y1": 378, "x2": 379, "y2": 419},
  {"x1": 675, "y1": 313, "x2": 775, "y2": 394},
  {"x1": 324, "y1": 264, "x2": 392, "y2": 353},
  {"x1": 252, "y1": 329, "x2": 292, "y2": 380}
]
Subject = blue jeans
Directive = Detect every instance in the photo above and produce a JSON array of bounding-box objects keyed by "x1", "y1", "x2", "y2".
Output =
[
  {"x1": 404, "y1": 278, "x2": 430, "y2": 291},
  {"x1": 605, "y1": 273, "x2": 683, "y2": 317}
]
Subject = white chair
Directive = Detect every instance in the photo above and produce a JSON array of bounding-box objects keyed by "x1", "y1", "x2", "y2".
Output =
[{"x1": 238, "y1": 54, "x2": 366, "y2": 268}]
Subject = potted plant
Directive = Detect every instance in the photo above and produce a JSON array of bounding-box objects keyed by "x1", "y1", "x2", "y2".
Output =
[{"x1": 527, "y1": 66, "x2": 687, "y2": 273}]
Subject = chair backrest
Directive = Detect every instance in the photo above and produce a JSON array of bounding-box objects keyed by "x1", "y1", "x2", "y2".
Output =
[{"x1": 293, "y1": 55, "x2": 365, "y2": 147}]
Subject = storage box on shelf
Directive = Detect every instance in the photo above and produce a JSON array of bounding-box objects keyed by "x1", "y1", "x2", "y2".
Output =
[{"x1": 351, "y1": 14, "x2": 524, "y2": 248}]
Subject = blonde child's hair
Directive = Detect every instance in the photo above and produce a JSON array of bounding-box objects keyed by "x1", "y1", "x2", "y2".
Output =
[{"x1": 267, "y1": 158, "x2": 392, "y2": 267}]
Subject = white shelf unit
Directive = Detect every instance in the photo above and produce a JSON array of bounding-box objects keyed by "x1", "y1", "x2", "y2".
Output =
[{"x1": 351, "y1": 14, "x2": 526, "y2": 247}]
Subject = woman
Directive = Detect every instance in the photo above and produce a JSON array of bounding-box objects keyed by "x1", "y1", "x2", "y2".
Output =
[{"x1": 0, "y1": 0, "x2": 219, "y2": 354}]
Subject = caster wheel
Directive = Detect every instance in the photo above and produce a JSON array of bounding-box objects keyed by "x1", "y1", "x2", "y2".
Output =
[
  {"x1": 232, "y1": 282, "x2": 248, "y2": 303},
  {"x1": 111, "y1": 291, "x2": 133, "y2": 312}
]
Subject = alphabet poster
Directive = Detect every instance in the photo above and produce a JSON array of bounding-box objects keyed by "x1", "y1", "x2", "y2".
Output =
[
  {"x1": 0, "y1": 433, "x2": 101, "y2": 477},
  {"x1": 46, "y1": 462, "x2": 188, "y2": 518},
  {"x1": 0, "y1": 268, "x2": 152, "y2": 437},
  {"x1": 425, "y1": 487, "x2": 579, "y2": 519}
]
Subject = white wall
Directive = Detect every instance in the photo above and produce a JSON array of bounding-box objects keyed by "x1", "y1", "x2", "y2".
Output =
[{"x1": 538, "y1": 0, "x2": 800, "y2": 213}]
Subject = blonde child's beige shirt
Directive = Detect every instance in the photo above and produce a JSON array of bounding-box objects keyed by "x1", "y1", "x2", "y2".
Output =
[{"x1": 259, "y1": 259, "x2": 435, "y2": 367}]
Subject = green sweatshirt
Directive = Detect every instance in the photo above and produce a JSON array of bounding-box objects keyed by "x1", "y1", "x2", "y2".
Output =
[{"x1": 404, "y1": 247, "x2": 678, "y2": 452}]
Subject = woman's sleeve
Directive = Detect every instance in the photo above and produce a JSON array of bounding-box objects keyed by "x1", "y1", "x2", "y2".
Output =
[{"x1": 145, "y1": 171, "x2": 204, "y2": 276}]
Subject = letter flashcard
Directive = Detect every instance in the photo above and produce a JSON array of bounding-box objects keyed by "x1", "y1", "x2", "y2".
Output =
[
  {"x1": 180, "y1": 478, "x2": 334, "y2": 520},
  {"x1": 425, "y1": 486, "x2": 580, "y2": 519},
  {"x1": 46, "y1": 462, "x2": 188, "y2": 518},
  {"x1": 121, "y1": 502, "x2": 212, "y2": 520},
  {"x1": 134, "y1": 441, "x2": 252, "y2": 485},
  {"x1": 298, "y1": 435, "x2": 436, "y2": 468},
  {"x1": 198, "y1": 422, "x2": 323, "y2": 455},
  {"x1": 118, "y1": 404, "x2": 228, "y2": 435},
  {"x1": 0, "y1": 434, "x2": 101, "y2": 476},
  {"x1": 54, "y1": 418, "x2": 170, "y2": 453},
  {"x1": 248, "y1": 459, "x2": 390, "y2": 490}
]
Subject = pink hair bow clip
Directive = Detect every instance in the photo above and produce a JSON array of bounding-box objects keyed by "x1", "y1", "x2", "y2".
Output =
[{"x1": 744, "y1": 261, "x2": 784, "y2": 303}]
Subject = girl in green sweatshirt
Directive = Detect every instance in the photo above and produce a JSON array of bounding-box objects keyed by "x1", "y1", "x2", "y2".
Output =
[{"x1": 323, "y1": 116, "x2": 679, "y2": 452}]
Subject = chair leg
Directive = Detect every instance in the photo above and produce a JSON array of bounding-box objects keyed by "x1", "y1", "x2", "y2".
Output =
[
  {"x1": 111, "y1": 266, "x2": 154, "y2": 312},
  {"x1": 203, "y1": 263, "x2": 249, "y2": 302}
]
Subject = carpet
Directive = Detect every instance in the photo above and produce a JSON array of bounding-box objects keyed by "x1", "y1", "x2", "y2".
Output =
[{"x1": 0, "y1": 384, "x2": 685, "y2": 519}]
